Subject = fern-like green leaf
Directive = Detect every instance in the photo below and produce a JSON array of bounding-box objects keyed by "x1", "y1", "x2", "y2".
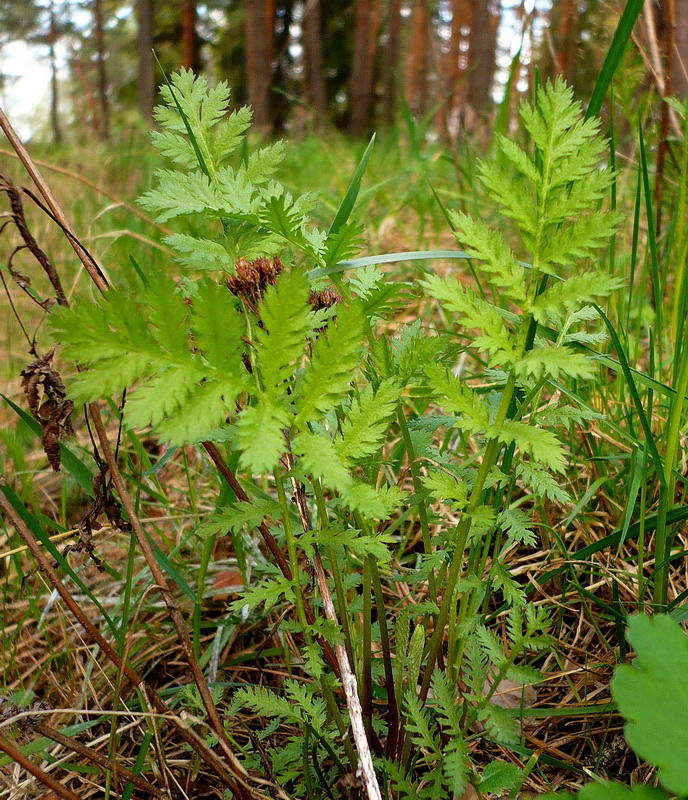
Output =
[
  {"x1": 296, "y1": 302, "x2": 364, "y2": 425},
  {"x1": 255, "y1": 270, "x2": 311, "y2": 402},
  {"x1": 235, "y1": 402, "x2": 289, "y2": 473},
  {"x1": 337, "y1": 378, "x2": 401, "y2": 462}
]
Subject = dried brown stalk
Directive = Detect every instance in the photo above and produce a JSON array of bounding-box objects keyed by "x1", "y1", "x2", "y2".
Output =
[
  {"x1": 0, "y1": 171, "x2": 68, "y2": 306},
  {"x1": 0, "y1": 106, "x2": 108, "y2": 293},
  {"x1": 0, "y1": 731, "x2": 82, "y2": 800},
  {"x1": 87, "y1": 407, "x2": 253, "y2": 794},
  {"x1": 0, "y1": 147, "x2": 171, "y2": 234},
  {"x1": 33, "y1": 720, "x2": 164, "y2": 798},
  {"x1": 0, "y1": 107, "x2": 262, "y2": 796},
  {"x1": 0, "y1": 483, "x2": 255, "y2": 798}
]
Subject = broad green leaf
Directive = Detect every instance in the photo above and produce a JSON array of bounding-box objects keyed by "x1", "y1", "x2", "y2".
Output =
[{"x1": 612, "y1": 614, "x2": 688, "y2": 796}]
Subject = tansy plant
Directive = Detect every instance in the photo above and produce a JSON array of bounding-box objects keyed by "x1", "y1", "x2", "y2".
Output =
[{"x1": 50, "y1": 73, "x2": 621, "y2": 797}]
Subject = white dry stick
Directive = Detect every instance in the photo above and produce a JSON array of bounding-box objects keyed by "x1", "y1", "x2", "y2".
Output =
[{"x1": 312, "y1": 553, "x2": 383, "y2": 800}]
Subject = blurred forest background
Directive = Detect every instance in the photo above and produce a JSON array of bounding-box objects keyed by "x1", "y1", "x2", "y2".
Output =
[{"x1": 2, "y1": 0, "x2": 687, "y2": 144}]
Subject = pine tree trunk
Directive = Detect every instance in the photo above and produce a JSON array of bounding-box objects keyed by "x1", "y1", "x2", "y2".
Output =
[
  {"x1": 181, "y1": 0, "x2": 197, "y2": 70},
  {"x1": 405, "y1": 0, "x2": 430, "y2": 117},
  {"x1": 137, "y1": 0, "x2": 155, "y2": 122},
  {"x1": 468, "y1": 0, "x2": 497, "y2": 112},
  {"x1": 382, "y1": 0, "x2": 402, "y2": 124},
  {"x1": 556, "y1": 0, "x2": 577, "y2": 83},
  {"x1": 348, "y1": 0, "x2": 381, "y2": 136},
  {"x1": 674, "y1": 0, "x2": 688, "y2": 97},
  {"x1": 245, "y1": 0, "x2": 273, "y2": 130},
  {"x1": 443, "y1": 0, "x2": 467, "y2": 134},
  {"x1": 93, "y1": 0, "x2": 109, "y2": 140},
  {"x1": 49, "y1": 1, "x2": 62, "y2": 145},
  {"x1": 303, "y1": 0, "x2": 327, "y2": 123},
  {"x1": 270, "y1": 0, "x2": 290, "y2": 134}
]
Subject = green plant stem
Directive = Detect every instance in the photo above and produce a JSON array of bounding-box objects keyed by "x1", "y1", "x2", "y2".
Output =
[
  {"x1": 368, "y1": 554, "x2": 399, "y2": 756},
  {"x1": 361, "y1": 556, "x2": 374, "y2": 743},
  {"x1": 418, "y1": 373, "x2": 517, "y2": 704},
  {"x1": 654, "y1": 347, "x2": 688, "y2": 607},
  {"x1": 356, "y1": 295, "x2": 438, "y2": 605},
  {"x1": 311, "y1": 478, "x2": 356, "y2": 669},
  {"x1": 274, "y1": 467, "x2": 357, "y2": 768},
  {"x1": 638, "y1": 474, "x2": 648, "y2": 610},
  {"x1": 397, "y1": 404, "x2": 438, "y2": 603},
  {"x1": 670, "y1": 108, "x2": 688, "y2": 348}
]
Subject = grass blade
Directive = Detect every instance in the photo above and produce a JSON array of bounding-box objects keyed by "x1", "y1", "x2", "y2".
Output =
[{"x1": 586, "y1": 0, "x2": 645, "y2": 118}]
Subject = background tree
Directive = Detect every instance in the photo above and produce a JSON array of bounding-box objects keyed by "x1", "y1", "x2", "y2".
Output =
[
  {"x1": 93, "y1": 0, "x2": 109, "y2": 140},
  {"x1": 381, "y1": 0, "x2": 402, "y2": 124},
  {"x1": 137, "y1": 0, "x2": 155, "y2": 122},
  {"x1": 245, "y1": 0, "x2": 274, "y2": 130},
  {"x1": 348, "y1": 0, "x2": 381, "y2": 135},
  {"x1": 302, "y1": 0, "x2": 327, "y2": 125},
  {"x1": 0, "y1": 0, "x2": 647, "y2": 143},
  {"x1": 672, "y1": 2, "x2": 688, "y2": 100},
  {"x1": 467, "y1": 0, "x2": 498, "y2": 112},
  {"x1": 406, "y1": 0, "x2": 430, "y2": 117},
  {"x1": 181, "y1": 0, "x2": 198, "y2": 71}
]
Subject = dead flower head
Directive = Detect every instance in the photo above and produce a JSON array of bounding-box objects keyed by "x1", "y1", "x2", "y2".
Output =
[
  {"x1": 227, "y1": 256, "x2": 284, "y2": 311},
  {"x1": 20, "y1": 348, "x2": 74, "y2": 471},
  {"x1": 309, "y1": 288, "x2": 341, "y2": 311}
]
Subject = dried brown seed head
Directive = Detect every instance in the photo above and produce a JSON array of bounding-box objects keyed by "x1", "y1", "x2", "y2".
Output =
[
  {"x1": 226, "y1": 256, "x2": 284, "y2": 311},
  {"x1": 20, "y1": 348, "x2": 74, "y2": 471},
  {"x1": 308, "y1": 289, "x2": 341, "y2": 311}
]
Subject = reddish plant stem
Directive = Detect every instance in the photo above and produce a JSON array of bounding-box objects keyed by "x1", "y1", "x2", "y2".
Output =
[
  {"x1": 34, "y1": 721, "x2": 164, "y2": 798},
  {"x1": 203, "y1": 442, "x2": 291, "y2": 576},
  {"x1": 88, "y1": 408, "x2": 251, "y2": 794},
  {"x1": 0, "y1": 483, "x2": 253, "y2": 798},
  {"x1": 0, "y1": 731, "x2": 82, "y2": 800},
  {"x1": 202, "y1": 441, "x2": 341, "y2": 677}
]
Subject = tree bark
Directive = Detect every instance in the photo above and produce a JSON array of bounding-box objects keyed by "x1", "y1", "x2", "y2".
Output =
[
  {"x1": 181, "y1": 0, "x2": 197, "y2": 70},
  {"x1": 302, "y1": 0, "x2": 327, "y2": 122},
  {"x1": 49, "y1": 1, "x2": 62, "y2": 145},
  {"x1": 467, "y1": 0, "x2": 497, "y2": 112},
  {"x1": 245, "y1": 0, "x2": 273, "y2": 130},
  {"x1": 348, "y1": 0, "x2": 381, "y2": 136},
  {"x1": 93, "y1": 0, "x2": 109, "y2": 140},
  {"x1": 443, "y1": 0, "x2": 469, "y2": 134},
  {"x1": 137, "y1": 0, "x2": 155, "y2": 122},
  {"x1": 556, "y1": 0, "x2": 577, "y2": 83},
  {"x1": 405, "y1": 0, "x2": 430, "y2": 117},
  {"x1": 382, "y1": 0, "x2": 402, "y2": 123},
  {"x1": 673, "y1": 0, "x2": 688, "y2": 97}
]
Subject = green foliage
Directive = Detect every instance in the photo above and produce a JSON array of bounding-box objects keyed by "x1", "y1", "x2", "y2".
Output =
[
  {"x1": 478, "y1": 761, "x2": 523, "y2": 794},
  {"x1": 336, "y1": 378, "x2": 402, "y2": 462},
  {"x1": 612, "y1": 614, "x2": 688, "y2": 796},
  {"x1": 295, "y1": 301, "x2": 364, "y2": 425},
  {"x1": 419, "y1": 79, "x2": 619, "y2": 575},
  {"x1": 42, "y1": 71, "x2": 649, "y2": 800},
  {"x1": 139, "y1": 68, "x2": 360, "y2": 268},
  {"x1": 51, "y1": 275, "x2": 247, "y2": 445}
]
